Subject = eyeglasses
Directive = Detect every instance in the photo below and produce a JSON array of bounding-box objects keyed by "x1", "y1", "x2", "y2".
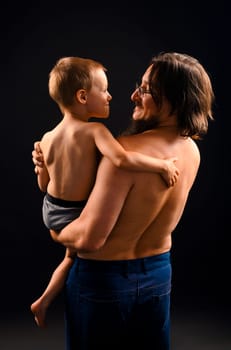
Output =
[{"x1": 135, "y1": 83, "x2": 151, "y2": 97}]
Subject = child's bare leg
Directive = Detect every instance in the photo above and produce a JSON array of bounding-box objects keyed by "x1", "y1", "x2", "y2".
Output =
[{"x1": 31, "y1": 248, "x2": 75, "y2": 328}]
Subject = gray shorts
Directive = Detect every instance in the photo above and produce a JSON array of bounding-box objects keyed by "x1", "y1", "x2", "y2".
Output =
[{"x1": 42, "y1": 193, "x2": 87, "y2": 231}]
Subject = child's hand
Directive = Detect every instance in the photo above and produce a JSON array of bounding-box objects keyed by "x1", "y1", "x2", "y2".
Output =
[{"x1": 161, "y1": 157, "x2": 179, "y2": 187}]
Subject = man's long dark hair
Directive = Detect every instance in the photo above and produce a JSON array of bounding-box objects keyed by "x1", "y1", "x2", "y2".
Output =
[{"x1": 122, "y1": 52, "x2": 215, "y2": 139}]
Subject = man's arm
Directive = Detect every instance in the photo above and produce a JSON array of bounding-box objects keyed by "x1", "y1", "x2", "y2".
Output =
[
  {"x1": 32, "y1": 141, "x2": 49, "y2": 192},
  {"x1": 51, "y1": 156, "x2": 132, "y2": 252}
]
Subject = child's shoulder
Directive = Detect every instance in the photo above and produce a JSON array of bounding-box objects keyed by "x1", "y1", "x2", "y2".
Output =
[
  {"x1": 85, "y1": 121, "x2": 108, "y2": 133},
  {"x1": 88, "y1": 121, "x2": 106, "y2": 128}
]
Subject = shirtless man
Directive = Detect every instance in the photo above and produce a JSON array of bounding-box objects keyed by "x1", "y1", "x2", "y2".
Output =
[
  {"x1": 34, "y1": 52, "x2": 214, "y2": 350},
  {"x1": 30, "y1": 56, "x2": 179, "y2": 329}
]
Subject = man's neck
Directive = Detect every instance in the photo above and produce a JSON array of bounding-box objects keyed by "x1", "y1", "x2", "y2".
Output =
[{"x1": 121, "y1": 119, "x2": 178, "y2": 136}]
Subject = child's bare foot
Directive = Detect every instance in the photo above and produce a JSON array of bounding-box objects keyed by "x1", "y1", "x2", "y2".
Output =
[{"x1": 30, "y1": 298, "x2": 47, "y2": 328}]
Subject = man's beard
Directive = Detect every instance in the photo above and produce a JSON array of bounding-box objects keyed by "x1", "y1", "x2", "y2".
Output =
[{"x1": 121, "y1": 117, "x2": 160, "y2": 136}]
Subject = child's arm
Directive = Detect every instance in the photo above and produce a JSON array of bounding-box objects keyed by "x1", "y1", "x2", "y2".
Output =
[
  {"x1": 92, "y1": 123, "x2": 179, "y2": 187},
  {"x1": 30, "y1": 247, "x2": 75, "y2": 328}
]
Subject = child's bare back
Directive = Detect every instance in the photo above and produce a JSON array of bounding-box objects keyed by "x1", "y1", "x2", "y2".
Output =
[{"x1": 40, "y1": 118, "x2": 101, "y2": 201}]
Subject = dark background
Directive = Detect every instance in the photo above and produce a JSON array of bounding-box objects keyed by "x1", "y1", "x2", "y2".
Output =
[{"x1": 0, "y1": 1, "x2": 229, "y2": 349}]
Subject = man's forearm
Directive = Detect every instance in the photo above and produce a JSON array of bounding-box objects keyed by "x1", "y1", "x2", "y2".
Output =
[{"x1": 49, "y1": 222, "x2": 103, "y2": 253}]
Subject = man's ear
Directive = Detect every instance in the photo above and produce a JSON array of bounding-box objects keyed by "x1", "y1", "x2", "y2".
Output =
[{"x1": 76, "y1": 89, "x2": 87, "y2": 104}]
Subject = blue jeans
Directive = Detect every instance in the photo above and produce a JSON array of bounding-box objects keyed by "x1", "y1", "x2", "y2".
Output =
[{"x1": 64, "y1": 252, "x2": 172, "y2": 350}]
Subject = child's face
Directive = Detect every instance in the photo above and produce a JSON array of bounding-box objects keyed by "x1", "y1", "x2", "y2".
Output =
[{"x1": 85, "y1": 68, "x2": 112, "y2": 119}]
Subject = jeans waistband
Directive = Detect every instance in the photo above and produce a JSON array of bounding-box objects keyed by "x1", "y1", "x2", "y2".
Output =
[{"x1": 76, "y1": 252, "x2": 170, "y2": 274}]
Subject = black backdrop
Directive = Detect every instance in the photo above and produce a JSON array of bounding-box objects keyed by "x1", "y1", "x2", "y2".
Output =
[{"x1": 0, "y1": 0, "x2": 228, "y2": 336}]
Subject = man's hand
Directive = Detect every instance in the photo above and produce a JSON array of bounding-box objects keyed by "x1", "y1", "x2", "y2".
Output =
[{"x1": 32, "y1": 141, "x2": 44, "y2": 174}]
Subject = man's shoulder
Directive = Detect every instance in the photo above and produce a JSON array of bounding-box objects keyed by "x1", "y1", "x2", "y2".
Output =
[
  {"x1": 116, "y1": 133, "x2": 135, "y2": 144},
  {"x1": 116, "y1": 133, "x2": 146, "y2": 150}
]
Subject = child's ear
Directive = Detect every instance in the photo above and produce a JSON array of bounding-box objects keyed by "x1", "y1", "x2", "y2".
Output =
[{"x1": 76, "y1": 89, "x2": 87, "y2": 104}]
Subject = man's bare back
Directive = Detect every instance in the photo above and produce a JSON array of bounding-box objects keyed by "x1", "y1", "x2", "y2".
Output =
[{"x1": 57, "y1": 126, "x2": 200, "y2": 260}]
